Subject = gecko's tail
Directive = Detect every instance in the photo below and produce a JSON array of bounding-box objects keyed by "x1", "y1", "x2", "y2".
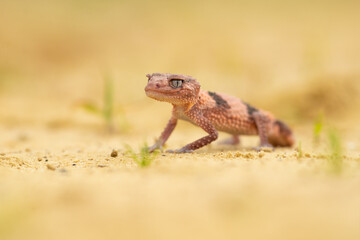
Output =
[{"x1": 268, "y1": 119, "x2": 295, "y2": 147}]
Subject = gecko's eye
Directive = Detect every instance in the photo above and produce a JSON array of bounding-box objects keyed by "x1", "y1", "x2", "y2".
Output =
[{"x1": 169, "y1": 79, "x2": 184, "y2": 89}]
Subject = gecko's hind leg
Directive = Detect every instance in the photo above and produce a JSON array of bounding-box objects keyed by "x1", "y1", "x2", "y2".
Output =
[
  {"x1": 218, "y1": 135, "x2": 240, "y2": 146},
  {"x1": 252, "y1": 111, "x2": 274, "y2": 151}
]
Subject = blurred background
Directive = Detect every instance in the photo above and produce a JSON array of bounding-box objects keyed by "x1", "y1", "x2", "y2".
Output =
[
  {"x1": 0, "y1": 1, "x2": 360, "y2": 240},
  {"x1": 1, "y1": 0, "x2": 360, "y2": 133}
]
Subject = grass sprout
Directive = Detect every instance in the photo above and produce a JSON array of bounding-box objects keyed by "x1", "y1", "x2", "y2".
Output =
[
  {"x1": 313, "y1": 112, "x2": 324, "y2": 147},
  {"x1": 327, "y1": 129, "x2": 343, "y2": 175},
  {"x1": 79, "y1": 76, "x2": 130, "y2": 133},
  {"x1": 297, "y1": 141, "x2": 303, "y2": 159},
  {"x1": 103, "y1": 76, "x2": 114, "y2": 132},
  {"x1": 81, "y1": 102, "x2": 101, "y2": 114},
  {"x1": 125, "y1": 143, "x2": 159, "y2": 168}
]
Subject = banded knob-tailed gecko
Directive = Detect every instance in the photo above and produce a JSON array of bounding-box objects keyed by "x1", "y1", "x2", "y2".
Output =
[{"x1": 145, "y1": 73, "x2": 295, "y2": 153}]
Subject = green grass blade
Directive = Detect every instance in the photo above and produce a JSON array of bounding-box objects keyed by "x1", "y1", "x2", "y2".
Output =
[
  {"x1": 297, "y1": 141, "x2": 303, "y2": 159},
  {"x1": 313, "y1": 112, "x2": 324, "y2": 146},
  {"x1": 80, "y1": 102, "x2": 101, "y2": 115},
  {"x1": 103, "y1": 76, "x2": 114, "y2": 132},
  {"x1": 327, "y1": 129, "x2": 343, "y2": 175}
]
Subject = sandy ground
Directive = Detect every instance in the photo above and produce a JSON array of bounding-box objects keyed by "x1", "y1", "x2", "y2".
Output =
[
  {"x1": 0, "y1": 103, "x2": 359, "y2": 240},
  {"x1": 1, "y1": 1, "x2": 360, "y2": 239}
]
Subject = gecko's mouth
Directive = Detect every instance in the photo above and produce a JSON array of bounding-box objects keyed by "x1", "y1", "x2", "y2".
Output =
[
  {"x1": 145, "y1": 86, "x2": 181, "y2": 94},
  {"x1": 145, "y1": 88, "x2": 181, "y2": 97},
  {"x1": 146, "y1": 89, "x2": 169, "y2": 95},
  {"x1": 145, "y1": 88, "x2": 186, "y2": 104},
  {"x1": 145, "y1": 89, "x2": 172, "y2": 100}
]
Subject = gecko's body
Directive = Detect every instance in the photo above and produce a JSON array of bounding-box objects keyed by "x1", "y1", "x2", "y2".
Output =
[{"x1": 145, "y1": 73, "x2": 295, "y2": 153}]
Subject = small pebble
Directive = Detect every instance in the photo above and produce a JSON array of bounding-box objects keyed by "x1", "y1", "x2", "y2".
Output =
[
  {"x1": 244, "y1": 153, "x2": 254, "y2": 159},
  {"x1": 98, "y1": 164, "x2": 107, "y2": 168},
  {"x1": 305, "y1": 153, "x2": 311, "y2": 158},
  {"x1": 111, "y1": 150, "x2": 118, "y2": 158},
  {"x1": 46, "y1": 164, "x2": 56, "y2": 171},
  {"x1": 37, "y1": 157, "x2": 42, "y2": 162},
  {"x1": 72, "y1": 163, "x2": 76, "y2": 166}
]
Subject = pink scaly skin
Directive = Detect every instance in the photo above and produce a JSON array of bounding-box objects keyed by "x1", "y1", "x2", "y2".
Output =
[{"x1": 145, "y1": 73, "x2": 295, "y2": 153}]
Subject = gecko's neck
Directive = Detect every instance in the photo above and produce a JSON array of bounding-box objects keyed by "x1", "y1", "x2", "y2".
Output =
[{"x1": 172, "y1": 102, "x2": 197, "y2": 112}]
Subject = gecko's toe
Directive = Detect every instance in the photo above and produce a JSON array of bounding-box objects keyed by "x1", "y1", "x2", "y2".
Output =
[
  {"x1": 148, "y1": 145, "x2": 161, "y2": 153},
  {"x1": 253, "y1": 144, "x2": 274, "y2": 152},
  {"x1": 166, "y1": 148, "x2": 193, "y2": 154},
  {"x1": 180, "y1": 149, "x2": 194, "y2": 153}
]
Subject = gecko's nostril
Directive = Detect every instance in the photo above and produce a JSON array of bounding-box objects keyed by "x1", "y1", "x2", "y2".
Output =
[{"x1": 156, "y1": 83, "x2": 161, "y2": 88}]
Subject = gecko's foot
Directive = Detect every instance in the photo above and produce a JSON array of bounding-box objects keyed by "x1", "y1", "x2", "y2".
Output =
[
  {"x1": 166, "y1": 148, "x2": 194, "y2": 154},
  {"x1": 253, "y1": 144, "x2": 274, "y2": 152},
  {"x1": 148, "y1": 144, "x2": 162, "y2": 153}
]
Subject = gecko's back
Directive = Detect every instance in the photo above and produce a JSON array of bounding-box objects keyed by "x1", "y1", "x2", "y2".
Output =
[{"x1": 185, "y1": 90, "x2": 260, "y2": 135}]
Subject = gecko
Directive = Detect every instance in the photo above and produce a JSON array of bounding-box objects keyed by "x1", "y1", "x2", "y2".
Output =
[{"x1": 145, "y1": 73, "x2": 295, "y2": 153}]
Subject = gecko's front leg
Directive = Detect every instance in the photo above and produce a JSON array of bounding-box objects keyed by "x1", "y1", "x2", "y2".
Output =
[
  {"x1": 167, "y1": 109, "x2": 218, "y2": 153},
  {"x1": 149, "y1": 116, "x2": 177, "y2": 153}
]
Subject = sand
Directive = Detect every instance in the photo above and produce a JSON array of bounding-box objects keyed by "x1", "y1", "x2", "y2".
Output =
[{"x1": 0, "y1": 115, "x2": 359, "y2": 240}]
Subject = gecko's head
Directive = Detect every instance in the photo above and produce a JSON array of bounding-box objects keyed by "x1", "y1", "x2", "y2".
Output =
[
  {"x1": 145, "y1": 73, "x2": 201, "y2": 105},
  {"x1": 268, "y1": 120, "x2": 295, "y2": 147}
]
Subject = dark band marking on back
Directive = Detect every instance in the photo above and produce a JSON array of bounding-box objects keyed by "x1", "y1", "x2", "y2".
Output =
[
  {"x1": 208, "y1": 91, "x2": 231, "y2": 109},
  {"x1": 244, "y1": 102, "x2": 258, "y2": 115},
  {"x1": 274, "y1": 120, "x2": 292, "y2": 135}
]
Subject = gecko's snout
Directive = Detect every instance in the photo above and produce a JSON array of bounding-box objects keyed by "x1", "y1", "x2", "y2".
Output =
[
  {"x1": 145, "y1": 80, "x2": 165, "y2": 101},
  {"x1": 144, "y1": 81, "x2": 160, "y2": 92}
]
